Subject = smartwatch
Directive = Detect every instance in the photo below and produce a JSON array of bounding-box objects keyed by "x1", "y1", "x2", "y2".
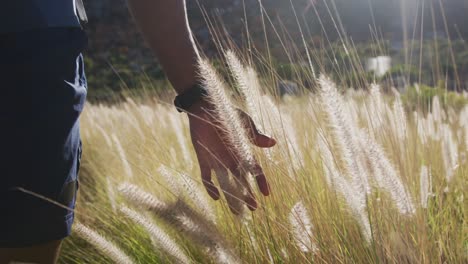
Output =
[{"x1": 173, "y1": 83, "x2": 208, "y2": 113}]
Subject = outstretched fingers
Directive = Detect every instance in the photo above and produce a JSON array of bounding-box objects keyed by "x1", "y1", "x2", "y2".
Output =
[
  {"x1": 230, "y1": 166, "x2": 257, "y2": 211},
  {"x1": 214, "y1": 166, "x2": 245, "y2": 215},
  {"x1": 199, "y1": 162, "x2": 220, "y2": 200},
  {"x1": 251, "y1": 163, "x2": 270, "y2": 196}
]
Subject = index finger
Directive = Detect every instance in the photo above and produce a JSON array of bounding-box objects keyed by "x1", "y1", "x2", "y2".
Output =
[
  {"x1": 251, "y1": 163, "x2": 270, "y2": 196},
  {"x1": 236, "y1": 108, "x2": 276, "y2": 148},
  {"x1": 230, "y1": 166, "x2": 258, "y2": 211}
]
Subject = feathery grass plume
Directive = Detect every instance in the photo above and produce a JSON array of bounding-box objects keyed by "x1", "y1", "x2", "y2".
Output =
[
  {"x1": 111, "y1": 134, "x2": 134, "y2": 179},
  {"x1": 244, "y1": 66, "x2": 288, "y2": 153},
  {"x1": 225, "y1": 51, "x2": 268, "y2": 133},
  {"x1": 317, "y1": 134, "x2": 337, "y2": 186},
  {"x1": 168, "y1": 112, "x2": 193, "y2": 168},
  {"x1": 95, "y1": 123, "x2": 113, "y2": 147},
  {"x1": 328, "y1": 169, "x2": 372, "y2": 243},
  {"x1": 106, "y1": 177, "x2": 117, "y2": 212},
  {"x1": 122, "y1": 110, "x2": 145, "y2": 139},
  {"x1": 158, "y1": 165, "x2": 181, "y2": 194},
  {"x1": 318, "y1": 147, "x2": 372, "y2": 243},
  {"x1": 84, "y1": 111, "x2": 96, "y2": 130},
  {"x1": 198, "y1": 58, "x2": 254, "y2": 168},
  {"x1": 460, "y1": 106, "x2": 468, "y2": 129},
  {"x1": 74, "y1": 222, "x2": 135, "y2": 264},
  {"x1": 366, "y1": 84, "x2": 385, "y2": 132},
  {"x1": 280, "y1": 248, "x2": 289, "y2": 260},
  {"x1": 245, "y1": 67, "x2": 265, "y2": 120},
  {"x1": 307, "y1": 95, "x2": 321, "y2": 124},
  {"x1": 345, "y1": 98, "x2": 360, "y2": 125},
  {"x1": 359, "y1": 129, "x2": 416, "y2": 215},
  {"x1": 116, "y1": 104, "x2": 140, "y2": 135},
  {"x1": 178, "y1": 172, "x2": 217, "y2": 223},
  {"x1": 463, "y1": 129, "x2": 468, "y2": 152},
  {"x1": 432, "y1": 96, "x2": 443, "y2": 124},
  {"x1": 447, "y1": 107, "x2": 457, "y2": 125},
  {"x1": 227, "y1": 52, "x2": 272, "y2": 145},
  {"x1": 120, "y1": 184, "x2": 228, "y2": 260},
  {"x1": 169, "y1": 148, "x2": 178, "y2": 163},
  {"x1": 430, "y1": 113, "x2": 441, "y2": 140},
  {"x1": 215, "y1": 168, "x2": 246, "y2": 215},
  {"x1": 415, "y1": 111, "x2": 428, "y2": 145},
  {"x1": 158, "y1": 165, "x2": 216, "y2": 223},
  {"x1": 318, "y1": 75, "x2": 370, "y2": 194},
  {"x1": 212, "y1": 245, "x2": 241, "y2": 264},
  {"x1": 441, "y1": 124, "x2": 459, "y2": 182},
  {"x1": 289, "y1": 201, "x2": 318, "y2": 253},
  {"x1": 169, "y1": 200, "x2": 240, "y2": 264},
  {"x1": 198, "y1": 58, "x2": 255, "y2": 211},
  {"x1": 266, "y1": 248, "x2": 274, "y2": 264},
  {"x1": 137, "y1": 104, "x2": 155, "y2": 127},
  {"x1": 392, "y1": 89, "x2": 407, "y2": 141},
  {"x1": 151, "y1": 104, "x2": 170, "y2": 131},
  {"x1": 317, "y1": 134, "x2": 371, "y2": 242},
  {"x1": 259, "y1": 94, "x2": 284, "y2": 163},
  {"x1": 119, "y1": 183, "x2": 220, "y2": 251},
  {"x1": 225, "y1": 51, "x2": 257, "y2": 114},
  {"x1": 260, "y1": 94, "x2": 283, "y2": 135},
  {"x1": 120, "y1": 206, "x2": 191, "y2": 264},
  {"x1": 120, "y1": 182, "x2": 239, "y2": 264},
  {"x1": 419, "y1": 166, "x2": 430, "y2": 209},
  {"x1": 243, "y1": 222, "x2": 259, "y2": 251},
  {"x1": 118, "y1": 182, "x2": 168, "y2": 213},
  {"x1": 282, "y1": 113, "x2": 304, "y2": 172},
  {"x1": 318, "y1": 76, "x2": 372, "y2": 242},
  {"x1": 465, "y1": 127, "x2": 468, "y2": 152},
  {"x1": 456, "y1": 128, "x2": 463, "y2": 146},
  {"x1": 82, "y1": 128, "x2": 91, "y2": 141}
]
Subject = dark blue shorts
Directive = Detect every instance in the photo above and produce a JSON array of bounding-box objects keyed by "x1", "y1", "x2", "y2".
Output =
[{"x1": 0, "y1": 28, "x2": 87, "y2": 247}]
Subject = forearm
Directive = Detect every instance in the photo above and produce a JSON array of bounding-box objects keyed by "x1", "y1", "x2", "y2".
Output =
[{"x1": 127, "y1": 0, "x2": 200, "y2": 94}]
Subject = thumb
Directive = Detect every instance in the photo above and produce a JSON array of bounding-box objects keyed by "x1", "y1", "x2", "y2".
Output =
[
  {"x1": 236, "y1": 108, "x2": 276, "y2": 148},
  {"x1": 254, "y1": 133, "x2": 276, "y2": 148}
]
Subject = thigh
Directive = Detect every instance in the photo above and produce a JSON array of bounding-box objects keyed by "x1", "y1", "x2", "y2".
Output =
[{"x1": 0, "y1": 240, "x2": 62, "y2": 264}]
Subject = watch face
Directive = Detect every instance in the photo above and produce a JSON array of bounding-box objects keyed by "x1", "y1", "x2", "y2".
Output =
[
  {"x1": 174, "y1": 97, "x2": 184, "y2": 112},
  {"x1": 174, "y1": 83, "x2": 207, "y2": 113}
]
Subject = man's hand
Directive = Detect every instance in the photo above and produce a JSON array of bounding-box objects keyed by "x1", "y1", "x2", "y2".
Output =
[
  {"x1": 128, "y1": 0, "x2": 276, "y2": 213},
  {"x1": 187, "y1": 100, "x2": 276, "y2": 213}
]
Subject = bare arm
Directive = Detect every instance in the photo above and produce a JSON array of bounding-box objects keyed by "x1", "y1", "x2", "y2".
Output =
[
  {"x1": 126, "y1": 0, "x2": 276, "y2": 213},
  {"x1": 126, "y1": 0, "x2": 199, "y2": 94}
]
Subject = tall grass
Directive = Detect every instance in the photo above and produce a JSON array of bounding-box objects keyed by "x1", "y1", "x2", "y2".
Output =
[
  {"x1": 59, "y1": 1, "x2": 467, "y2": 262},
  {"x1": 59, "y1": 53, "x2": 466, "y2": 263}
]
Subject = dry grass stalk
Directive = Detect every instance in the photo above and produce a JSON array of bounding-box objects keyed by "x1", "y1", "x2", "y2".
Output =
[
  {"x1": 74, "y1": 222, "x2": 135, "y2": 264},
  {"x1": 120, "y1": 206, "x2": 191, "y2": 264},
  {"x1": 289, "y1": 201, "x2": 318, "y2": 253}
]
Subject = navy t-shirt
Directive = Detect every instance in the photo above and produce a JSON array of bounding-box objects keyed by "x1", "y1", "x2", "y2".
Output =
[{"x1": 0, "y1": 0, "x2": 80, "y2": 34}]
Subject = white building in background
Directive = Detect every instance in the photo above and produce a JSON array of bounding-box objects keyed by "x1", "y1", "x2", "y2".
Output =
[{"x1": 366, "y1": 56, "x2": 391, "y2": 77}]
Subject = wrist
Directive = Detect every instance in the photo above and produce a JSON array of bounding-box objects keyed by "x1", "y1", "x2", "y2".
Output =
[
  {"x1": 186, "y1": 98, "x2": 213, "y2": 117},
  {"x1": 174, "y1": 82, "x2": 208, "y2": 113}
]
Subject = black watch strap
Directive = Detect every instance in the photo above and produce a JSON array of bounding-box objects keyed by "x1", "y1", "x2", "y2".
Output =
[{"x1": 174, "y1": 83, "x2": 208, "y2": 113}]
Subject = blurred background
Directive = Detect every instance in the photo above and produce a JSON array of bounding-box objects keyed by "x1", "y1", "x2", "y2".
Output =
[{"x1": 82, "y1": 0, "x2": 468, "y2": 101}]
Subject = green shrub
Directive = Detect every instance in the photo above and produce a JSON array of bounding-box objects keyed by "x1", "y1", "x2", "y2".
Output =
[{"x1": 403, "y1": 84, "x2": 468, "y2": 112}]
